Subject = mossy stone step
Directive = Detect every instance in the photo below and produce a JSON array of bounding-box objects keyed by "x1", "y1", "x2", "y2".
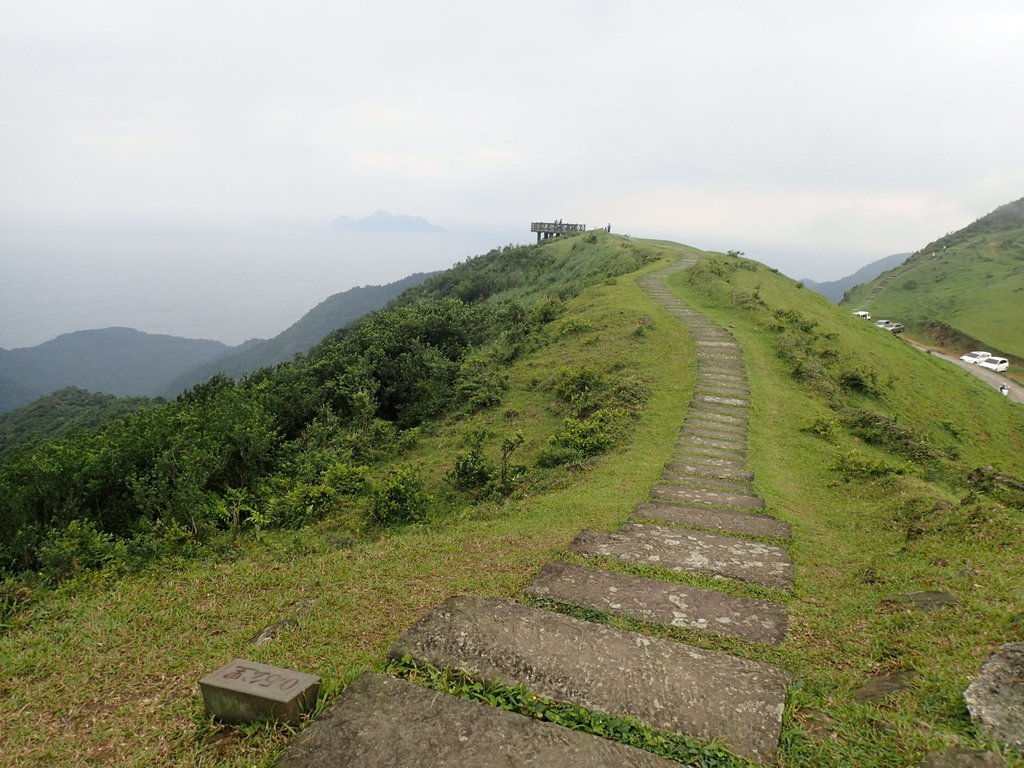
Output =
[
  {"x1": 661, "y1": 470, "x2": 754, "y2": 493},
  {"x1": 666, "y1": 459, "x2": 754, "y2": 482},
  {"x1": 681, "y1": 423, "x2": 748, "y2": 441},
  {"x1": 652, "y1": 484, "x2": 763, "y2": 509},
  {"x1": 694, "y1": 393, "x2": 750, "y2": 408},
  {"x1": 571, "y1": 522, "x2": 793, "y2": 589},
  {"x1": 678, "y1": 429, "x2": 748, "y2": 447},
  {"x1": 675, "y1": 423, "x2": 749, "y2": 442},
  {"x1": 676, "y1": 437, "x2": 747, "y2": 456},
  {"x1": 390, "y1": 595, "x2": 790, "y2": 764},
  {"x1": 277, "y1": 672, "x2": 682, "y2": 768},
  {"x1": 527, "y1": 561, "x2": 787, "y2": 645},
  {"x1": 688, "y1": 408, "x2": 749, "y2": 427},
  {"x1": 634, "y1": 502, "x2": 791, "y2": 540}
]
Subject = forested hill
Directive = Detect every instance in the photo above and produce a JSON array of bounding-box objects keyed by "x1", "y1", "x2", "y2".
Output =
[
  {"x1": 842, "y1": 195, "x2": 1024, "y2": 357},
  {"x1": 0, "y1": 328, "x2": 226, "y2": 413},
  {"x1": 800, "y1": 252, "x2": 909, "y2": 303},
  {"x1": 164, "y1": 272, "x2": 434, "y2": 395}
]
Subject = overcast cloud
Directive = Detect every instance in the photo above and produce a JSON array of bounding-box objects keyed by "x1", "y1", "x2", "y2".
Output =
[{"x1": 2, "y1": 1, "x2": 1023, "y2": 346}]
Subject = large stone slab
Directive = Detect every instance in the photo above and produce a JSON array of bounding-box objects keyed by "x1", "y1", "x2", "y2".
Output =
[
  {"x1": 666, "y1": 460, "x2": 754, "y2": 482},
  {"x1": 390, "y1": 596, "x2": 790, "y2": 764},
  {"x1": 964, "y1": 642, "x2": 1024, "y2": 751},
  {"x1": 652, "y1": 485, "x2": 765, "y2": 509},
  {"x1": 571, "y1": 522, "x2": 793, "y2": 589},
  {"x1": 199, "y1": 659, "x2": 319, "y2": 725},
  {"x1": 694, "y1": 393, "x2": 750, "y2": 408},
  {"x1": 277, "y1": 673, "x2": 682, "y2": 768},
  {"x1": 634, "y1": 502, "x2": 791, "y2": 540},
  {"x1": 688, "y1": 408, "x2": 749, "y2": 427},
  {"x1": 660, "y1": 471, "x2": 754, "y2": 493},
  {"x1": 677, "y1": 436, "x2": 747, "y2": 455},
  {"x1": 681, "y1": 426, "x2": 749, "y2": 444},
  {"x1": 527, "y1": 561, "x2": 786, "y2": 645}
]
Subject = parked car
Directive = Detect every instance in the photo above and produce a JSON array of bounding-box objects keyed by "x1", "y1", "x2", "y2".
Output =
[
  {"x1": 959, "y1": 350, "x2": 992, "y2": 364},
  {"x1": 978, "y1": 356, "x2": 1009, "y2": 373},
  {"x1": 886, "y1": 323, "x2": 905, "y2": 334},
  {"x1": 852, "y1": 310, "x2": 871, "y2": 320},
  {"x1": 874, "y1": 319, "x2": 893, "y2": 328}
]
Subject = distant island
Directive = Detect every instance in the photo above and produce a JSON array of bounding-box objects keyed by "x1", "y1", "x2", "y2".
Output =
[{"x1": 332, "y1": 209, "x2": 445, "y2": 234}]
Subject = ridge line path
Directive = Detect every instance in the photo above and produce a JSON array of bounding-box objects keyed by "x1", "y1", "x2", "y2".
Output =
[{"x1": 277, "y1": 252, "x2": 794, "y2": 766}]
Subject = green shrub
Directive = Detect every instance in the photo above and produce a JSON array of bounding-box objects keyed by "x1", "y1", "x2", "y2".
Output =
[
  {"x1": 36, "y1": 519, "x2": 126, "y2": 584},
  {"x1": 368, "y1": 467, "x2": 432, "y2": 526}
]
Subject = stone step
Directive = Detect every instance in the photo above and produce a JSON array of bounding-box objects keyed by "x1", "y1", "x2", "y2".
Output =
[
  {"x1": 634, "y1": 502, "x2": 792, "y2": 540},
  {"x1": 665, "y1": 460, "x2": 754, "y2": 482},
  {"x1": 695, "y1": 384, "x2": 750, "y2": 397},
  {"x1": 390, "y1": 595, "x2": 790, "y2": 765},
  {"x1": 678, "y1": 427, "x2": 748, "y2": 446},
  {"x1": 652, "y1": 484, "x2": 764, "y2": 509},
  {"x1": 277, "y1": 672, "x2": 682, "y2": 768},
  {"x1": 676, "y1": 436, "x2": 747, "y2": 455},
  {"x1": 694, "y1": 393, "x2": 750, "y2": 408},
  {"x1": 571, "y1": 522, "x2": 793, "y2": 589},
  {"x1": 673, "y1": 447, "x2": 747, "y2": 465},
  {"x1": 528, "y1": 561, "x2": 787, "y2": 645},
  {"x1": 688, "y1": 408, "x2": 749, "y2": 427},
  {"x1": 681, "y1": 423, "x2": 748, "y2": 441},
  {"x1": 661, "y1": 471, "x2": 754, "y2": 492}
]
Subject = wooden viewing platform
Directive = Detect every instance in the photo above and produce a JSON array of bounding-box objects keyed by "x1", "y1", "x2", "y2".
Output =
[{"x1": 531, "y1": 220, "x2": 587, "y2": 243}]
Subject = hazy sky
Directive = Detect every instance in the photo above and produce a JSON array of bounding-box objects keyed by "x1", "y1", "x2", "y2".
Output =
[{"x1": 2, "y1": 1, "x2": 1023, "y2": 346}]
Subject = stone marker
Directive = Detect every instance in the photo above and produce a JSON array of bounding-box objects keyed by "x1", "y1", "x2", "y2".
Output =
[
  {"x1": 199, "y1": 659, "x2": 319, "y2": 725},
  {"x1": 527, "y1": 561, "x2": 787, "y2": 644},
  {"x1": 390, "y1": 595, "x2": 790, "y2": 764},
  {"x1": 964, "y1": 642, "x2": 1024, "y2": 751},
  {"x1": 633, "y1": 502, "x2": 791, "y2": 540},
  {"x1": 277, "y1": 673, "x2": 681, "y2": 768},
  {"x1": 571, "y1": 522, "x2": 793, "y2": 589}
]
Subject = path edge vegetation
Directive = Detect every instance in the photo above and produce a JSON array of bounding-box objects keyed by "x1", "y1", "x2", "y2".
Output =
[{"x1": 0, "y1": 237, "x2": 1022, "y2": 767}]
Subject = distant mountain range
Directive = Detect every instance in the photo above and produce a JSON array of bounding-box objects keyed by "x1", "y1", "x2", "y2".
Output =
[
  {"x1": 332, "y1": 209, "x2": 445, "y2": 234},
  {"x1": 842, "y1": 195, "x2": 1024, "y2": 358},
  {"x1": 0, "y1": 273, "x2": 432, "y2": 415},
  {"x1": 800, "y1": 252, "x2": 910, "y2": 303}
]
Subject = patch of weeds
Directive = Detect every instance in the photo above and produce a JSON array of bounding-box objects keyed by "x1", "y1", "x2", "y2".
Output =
[
  {"x1": 385, "y1": 656, "x2": 752, "y2": 768},
  {"x1": 831, "y1": 449, "x2": 910, "y2": 480},
  {"x1": 803, "y1": 417, "x2": 842, "y2": 442}
]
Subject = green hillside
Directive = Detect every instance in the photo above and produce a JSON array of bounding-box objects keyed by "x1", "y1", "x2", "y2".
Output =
[
  {"x1": 1, "y1": 237, "x2": 1022, "y2": 767},
  {"x1": 843, "y1": 196, "x2": 1024, "y2": 362},
  {"x1": 165, "y1": 273, "x2": 434, "y2": 396}
]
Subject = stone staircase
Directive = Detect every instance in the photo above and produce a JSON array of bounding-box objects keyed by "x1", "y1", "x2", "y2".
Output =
[{"x1": 277, "y1": 254, "x2": 795, "y2": 767}]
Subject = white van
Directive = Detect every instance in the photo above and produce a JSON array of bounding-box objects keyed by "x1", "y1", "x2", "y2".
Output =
[{"x1": 852, "y1": 311, "x2": 871, "y2": 320}]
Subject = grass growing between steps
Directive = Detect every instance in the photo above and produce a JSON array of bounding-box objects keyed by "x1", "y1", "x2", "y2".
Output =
[
  {"x1": 386, "y1": 655, "x2": 752, "y2": 768},
  {"x1": 0, "y1": 254, "x2": 697, "y2": 768},
  {"x1": 665, "y1": 252, "x2": 1024, "y2": 768}
]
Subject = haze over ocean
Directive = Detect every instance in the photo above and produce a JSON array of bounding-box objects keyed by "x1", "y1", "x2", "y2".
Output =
[{"x1": 0, "y1": 221, "x2": 511, "y2": 349}]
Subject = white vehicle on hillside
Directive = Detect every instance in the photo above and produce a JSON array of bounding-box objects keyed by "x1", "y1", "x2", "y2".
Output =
[
  {"x1": 978, "y1": 356, "x2": 1009, "y2": 373},
  {"x1": 959, "y1": 351, "x2": 992, "y2": 364},
  {"x1": 852, "y1": 310, "x2": 871, "y2": 320}
]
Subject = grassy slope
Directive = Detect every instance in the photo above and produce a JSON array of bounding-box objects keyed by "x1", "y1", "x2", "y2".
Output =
[
  {"x1": 0, "y1": 242, "x2": 695, "y2": 767},
  {"x1": 2, "y1": 239, "x2": 1022, "y2": 767},
  {"x1": 843, "y1": 197, "x2": 1024, "y2": 361},
  {"x1": 670, "y1": 253, "x2": 1024, "y2": 767}
]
